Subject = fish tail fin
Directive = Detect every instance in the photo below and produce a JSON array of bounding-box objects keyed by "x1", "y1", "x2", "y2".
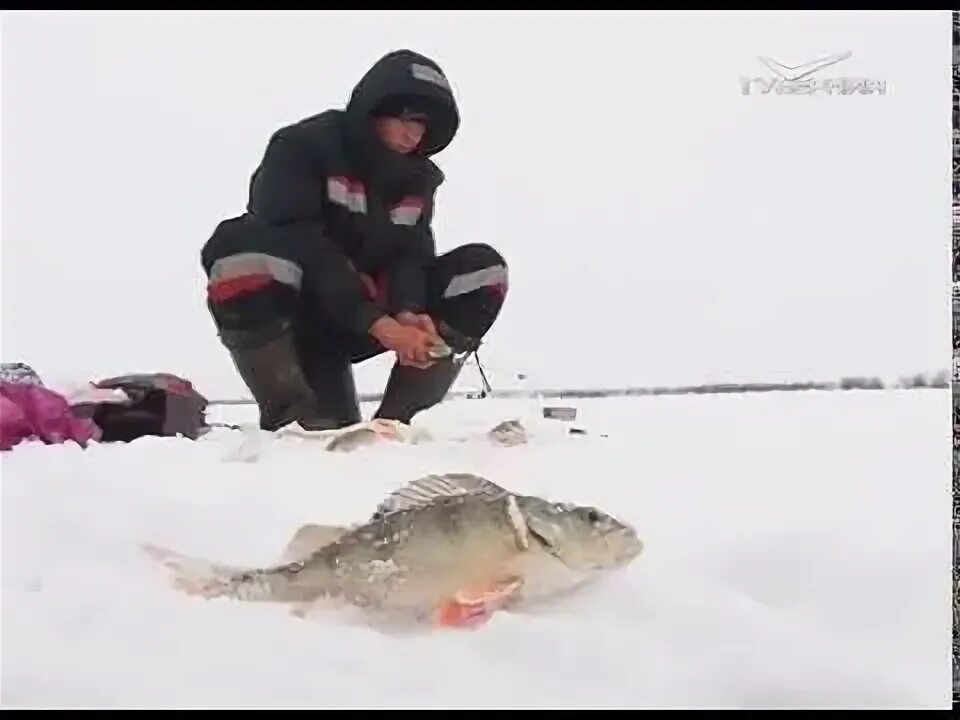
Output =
[{"x1": 141, "y1": 542, "x2": 280, "y2": 602}]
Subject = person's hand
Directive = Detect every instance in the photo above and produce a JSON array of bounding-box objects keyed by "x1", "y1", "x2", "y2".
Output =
[
  {"x1": 395, "y1": 311, "x2": 440, "y2": 339},
  {"x1": 368, "y1": 316, "x2": 437, "y2": 369},
  {"x1": 395, "y1": 312, "x2": 447, "y2": 367}
]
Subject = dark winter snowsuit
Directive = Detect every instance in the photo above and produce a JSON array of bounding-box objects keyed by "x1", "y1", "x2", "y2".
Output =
[{"x1": 200, "y1": 50, "x2": 507, "y2": 431}]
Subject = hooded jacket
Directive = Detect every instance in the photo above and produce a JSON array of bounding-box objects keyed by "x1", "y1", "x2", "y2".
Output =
[{"x1": 244, "y1": 49, "x2": 460, "y2": 337}]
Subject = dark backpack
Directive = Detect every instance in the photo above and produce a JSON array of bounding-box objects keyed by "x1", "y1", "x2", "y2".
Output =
[{"x1": 73, "y1": 373, "x2": 209, "y2": 443}]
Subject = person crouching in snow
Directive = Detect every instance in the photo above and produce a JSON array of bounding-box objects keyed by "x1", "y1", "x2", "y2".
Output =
[{"x1": 200, "y1": 49, "x2": 507, "y2": 432}]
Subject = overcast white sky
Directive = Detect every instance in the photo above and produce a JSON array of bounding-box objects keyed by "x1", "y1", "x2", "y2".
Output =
[{"x1": 1, "y1": 10, "x2": 952, "y2": 399}]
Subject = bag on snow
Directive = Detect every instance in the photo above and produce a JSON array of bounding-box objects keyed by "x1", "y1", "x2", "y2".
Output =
[
  {"x1": 0, "y1": 382, "x2": 102, "y2": 451},
  {"x1": 72, "y1": 373, "x2": 209, "y2": 443}
]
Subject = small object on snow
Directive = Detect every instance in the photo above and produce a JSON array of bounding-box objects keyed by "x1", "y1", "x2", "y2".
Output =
[
  {"x1": 281, "y1": 418, "x2": 417, "y2": 451},
  {"x1": 324, "y1": 418, "x2": 409, "y2": 452},
  {"x1": 568, "y1": 427, "x2": 588, "y2": 436},
  {"x1": 325, "y1": 426, "x2": 382, "y2": 452},
  {"x1": 229, "y1": 419, "x2": 426, "y2": 461},
  {"x1": 0, "y1": 363, "x2": 44, "y2": 387},
  {"x1": 488, "y1": 419, "x2": 528, "y2": 447},
  {"x1": 72, "y1": 373, "x2": 209, "y2": 442},
  {"x1": 142, "y1": 473, "x2": 643, "y2": 630},
  {"x1": 543, "y1": 406, "x2": 577, "y2": 421}
]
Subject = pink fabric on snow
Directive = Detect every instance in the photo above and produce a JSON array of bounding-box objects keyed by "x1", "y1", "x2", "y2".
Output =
[{"x1": 0, "y1": 382, "x2": 101, "y2": 451}]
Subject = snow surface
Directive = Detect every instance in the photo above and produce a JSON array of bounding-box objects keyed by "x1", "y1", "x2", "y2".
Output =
[{"x1": 1, "y1": 390, "x2": 951, "y2": 709}]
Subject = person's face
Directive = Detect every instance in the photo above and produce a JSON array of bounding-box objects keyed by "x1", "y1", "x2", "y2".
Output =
[{"x1": 375, "y1": 116, "x2": 427, "y2": 154}]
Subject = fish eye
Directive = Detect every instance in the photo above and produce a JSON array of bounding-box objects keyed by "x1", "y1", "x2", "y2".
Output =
[{"x1": 585, "y1": 508, "x2": 602, "y2": 524}]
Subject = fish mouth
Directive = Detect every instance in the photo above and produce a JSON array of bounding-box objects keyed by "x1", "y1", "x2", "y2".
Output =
[{"x1": 607, "y1": 529, "x2": 644, "y2": 566}]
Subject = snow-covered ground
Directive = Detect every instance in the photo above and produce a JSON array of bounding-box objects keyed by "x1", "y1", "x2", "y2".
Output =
[{"x1": 1, "y1": 389, "x2": 951, "y2": 709}]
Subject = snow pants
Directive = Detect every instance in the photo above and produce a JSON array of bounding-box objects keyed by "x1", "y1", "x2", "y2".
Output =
[{"x1": 201, "y1": 215, "x2": 508, "y2": 424}]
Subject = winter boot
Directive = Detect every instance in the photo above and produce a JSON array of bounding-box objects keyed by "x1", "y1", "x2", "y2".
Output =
[
  {"x1": 300, "y1": 354, "x2": 363, "y2": 429},
  {"x1": 373, "y1": 354, "x2": 466, "y2": 425},
  {"x1": 219, "y1": 320, "x2": 345, "y2": 432}
]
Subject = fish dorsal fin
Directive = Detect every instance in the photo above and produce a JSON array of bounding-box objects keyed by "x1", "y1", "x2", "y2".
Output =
[{"x1": 373, "y1": 473, "x2": 510, "y2": 518}]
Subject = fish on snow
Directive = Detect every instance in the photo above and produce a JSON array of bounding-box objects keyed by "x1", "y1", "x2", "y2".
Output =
[{"x1": 142, "y1": 473, "x2": 643, "y2": 629}]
